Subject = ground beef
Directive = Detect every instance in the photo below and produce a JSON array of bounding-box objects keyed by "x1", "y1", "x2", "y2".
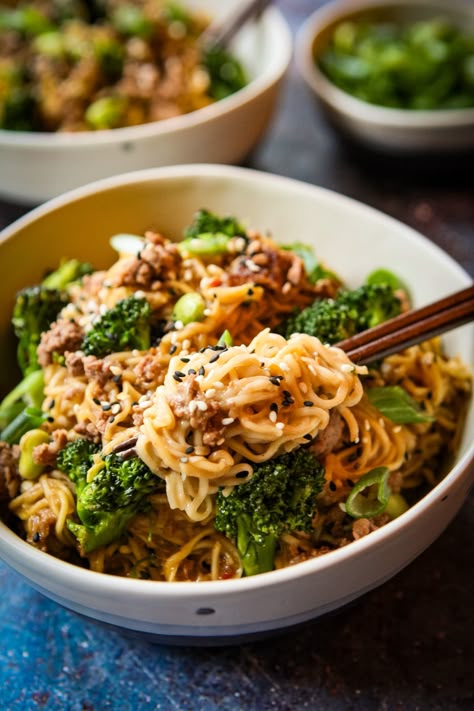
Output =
[
  {"x1": 310, "y1": 411, "x2": 344, "y2": 457},
  {"x1": 227, "y1": 236, "x2": 306, "y2": 292},
  {"x1": 134, "y1": 353, "x2": 162, "y2": 385},
  {"x1": 37, "y1": 318, "x2": 84, "y2": 368},
  {"x1": 0, "y1": 442, "x2": 21, "y2": 503},
  {"x1": 83, "y1": 355, "x2": 113, "y2": 385},
  {"x1": 27, "y1": 507, "x2": 57, "y2": 552},
  {"x1": 112, "y1": 232, "x2": 182, "y2": 290},
  {"x1": 73, "y1": 420, "x2": 101, "y2": 443},
  {"x1": 32, "y1": 429, "x2": 68, "y2": 468},
  {"x1": 167, "y1": 375, "x2": 228, "y2": 447},
  {"x1": 65, "y1": 351, "x2": 85, "y2": 377}
]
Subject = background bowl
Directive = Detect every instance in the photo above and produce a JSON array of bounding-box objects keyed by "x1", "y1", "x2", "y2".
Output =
[
  {"x1": 296, "y1": 0, "x2": 474, "y2": 154},
  {"x1": 0, "y1": 0, "x2": 291, "y2": 206},
  {"x1": 0, "y1": 164, "x2": 472, "y2": 644}
]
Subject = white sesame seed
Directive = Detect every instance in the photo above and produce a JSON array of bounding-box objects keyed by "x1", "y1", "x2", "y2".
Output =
[
  {"x1": 393, "y1": 425, "x2": 402, "y2": 433},
  {"x1": 269, "y1": 411, "x2": 277, "y2": 423},
  {"x1": 205, "y1": 388, "x2": 216, "y2": 398},
  {"x1": 282, "y1": 281, "x2": 291, "y2": 294},
  {"x1": 299, "y1": 382, "x2": 308, "y2": 394},
  {"x1": 245, "y1": 259, "x2": 260, "y2": 273},
  {"x1": 111, "y1": 403, "x2": 121, "y2": 415},
  {"x1": 189, "y1": 401, "x2": 198, "y2": 414},
  {"x1": 364, "y1": 419, "x2": 371, "y2": 431},
  {"x1": 110, "y1": 366, "x2": 122, "y2": 376},
  {"x1": 182, "y1": 339, "x2": 191, "y2": 351},
  {"x1": 222, "y1": 417, "x2": 235, "y2": 425},
  {"x1": 135, "y1": 290, "x2": 145, "y2": 298},
  {"x1": 174, "y1": 320, "x2": 184, "y2": 330},
  {"x1": 184, "y1": 269, "x2": 193, "y2": 282},
  {"x1": 341, "y1": 363, "x2": 354, "y2": 373},
  {"x1": 379, "y1": 418, "x2": 385, "y2": 428},
  {"x1": 99, "y1": 304, "x2": 108, "y2": 316},
  {"x1": 279, "y1": 362, "x2": 290, "y2": 371},
  {"x1": 196, "y1": 401, "x2": 208, "y2": 412},
  {"x1": 180, "y1": 456, "x2": 188, "y2": 463},
  {"x1": 203, "y1": 309, "x2": 211, "y2": 316},
  {"x1": 275, "y1": 422, "x2": 285, "y2": 430}
]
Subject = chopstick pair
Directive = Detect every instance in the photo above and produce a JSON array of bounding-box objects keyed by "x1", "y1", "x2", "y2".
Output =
[
  {"x1": 199, "y1": 0, "x2": 272, "y2": 50},
  {"x1": 336, "y1": 285, "x2": 474, "y2": 365}
]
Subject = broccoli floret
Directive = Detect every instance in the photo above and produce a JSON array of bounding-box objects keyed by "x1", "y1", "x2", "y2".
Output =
[
  {"x1": 82, "y1": 296, "x2": 151, "y2": 357},
  {"x1": 280, "y1": 283, "x2": 402, "y2": 343},
  {"x1": 215, "y1": 449, "x2": 325, "y2": 576},
  {"x1": 179, "y1": 209, "x2": 247, "y2": 257},
  {"x1": 12, "y1": 286, "x2": 68, "y2": 376},
  {"x1": 184, "y1": 209, "x2": 246, "y2": 239},
  {"x1": 56, "y1": 438, "x2": 101, "y2": 495},
  {"x1": 41, "y1": 258, "x2": 93, "y2": 290},
  {"x1": 65, "y1": 453, "x2": 163, "y2": 552}
]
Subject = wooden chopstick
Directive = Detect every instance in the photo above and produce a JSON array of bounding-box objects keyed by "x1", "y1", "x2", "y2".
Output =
[
  {"x1": 199, "y1": 0, "x2": 272, "y2": 50},
  {"x1": 336, "y1": 285, "x2": 474, "y2": 365}
]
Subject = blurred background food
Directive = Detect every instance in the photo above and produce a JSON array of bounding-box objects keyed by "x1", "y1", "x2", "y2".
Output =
[
  {"x1": 296, "y1": 0, "x2": 474, "y2": 153},
  {"x1": 318, "y1": 16, "x2": 474, "y2": 110},
  {"x1": 0, "y1": 0, "x2": 291, "y2": 203},
  {"x1": 0, "y1": 0, "x2": 247, "y2": 132}
]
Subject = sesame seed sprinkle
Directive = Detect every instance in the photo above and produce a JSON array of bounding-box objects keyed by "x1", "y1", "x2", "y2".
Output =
[
  {"x1": 275, "y1": 422, "x2": 285, "y2": 430},
  {"x1": 304, "y1": 401, "x2": 314, "y2": 407},
  {"x1": 269, "y1": 411, "x2": 277, "y2": 423},
  {"x1": 209, "y1": 353, "x2": 220, "y2": 364},
  {"x1": 196, "y1": 401, "x2": 208, "y2": 411},
  {"x1": 198, "y1": 365, "x2": 205, "y2": 376},
  {"x1": 222, "y1": 417, "x2": 234, "y2": 425}
]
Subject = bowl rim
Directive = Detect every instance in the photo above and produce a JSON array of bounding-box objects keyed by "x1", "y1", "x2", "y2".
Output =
[
  {"x1": 0, "y1": 5, "x2": 292, "y2": 149},
  {"x1": 1, "y1": 163, "x2": 473, "y2": 600},
  {"x1": 295, "y1": 0, "x2": 474, "y2": 129}
]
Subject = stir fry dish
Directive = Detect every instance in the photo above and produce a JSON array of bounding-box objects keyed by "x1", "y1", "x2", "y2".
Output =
[
  {"x1": 0, "y1": 0, "x2": 247, "y2": 132},
  {"x1": 0, "y1": 210, "x2": 471, "y2": 581},
  {"x1": 318, "y1": 17, "x2": 474, "y2": 110}
]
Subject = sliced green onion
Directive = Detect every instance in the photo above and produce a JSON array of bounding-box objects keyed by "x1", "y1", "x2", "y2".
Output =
[
  {"x1": 110, "y1": 233, "x2": 145, "y2": 256},
  {"x1": 385, "y1": 493, "x2": 409, "y2": 519},
  {"x1": 218, "y1": 330, "x2": 233, "y2": 347},
  {"x1": 367, "y1": 386, "x2": 434, "y2": 424},
  {"x1": 178, "y1": 233, "x2": 231, "y2": 257},
  {"x1": 172, "y1": 292, "x2": 206, "y2": 326},
  {"x1": 345, "y1": 466, "x2": 391, "y2": 519}
]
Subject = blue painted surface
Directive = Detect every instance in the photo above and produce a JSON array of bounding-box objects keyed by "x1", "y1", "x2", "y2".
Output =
[{"x1": 1, "y1": 2, "x2": 474, "y2": 709}]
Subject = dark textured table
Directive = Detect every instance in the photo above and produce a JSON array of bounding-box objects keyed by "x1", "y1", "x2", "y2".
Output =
[{"x1": 1, "y1": 3, "x2": 473, "y2": 709}]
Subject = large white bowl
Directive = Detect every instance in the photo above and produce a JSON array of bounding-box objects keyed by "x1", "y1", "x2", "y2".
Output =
[
  {"x1": 0, "y1": 0, "x2": 291, "y2": 205},
  {"x1": 0, "y1": 164, "x2": 472, "y2": 644},
  {"x1": 296, "y1": 0, "x2": 474, "y2": 154}
]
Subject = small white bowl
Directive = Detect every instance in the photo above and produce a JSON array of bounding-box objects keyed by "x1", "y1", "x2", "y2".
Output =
[
  {"x1": 296, "y1": 0, "x2": 474, "y2": 154},
  {"x1": 0, "y1": 0, "x2": 291, "y2": 205},
  {"x1": 0, "y1": 164, "x2": 472, "y2": 644}
]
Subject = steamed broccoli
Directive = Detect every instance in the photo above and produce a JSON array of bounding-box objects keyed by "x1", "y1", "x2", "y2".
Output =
[
  {"x1": 280, "y1": 283, "x2": 402, "y2": 343},
  {"x1": 41, "y1": 258, "x2": 92, "y2": 290},
  {"x1": 215, "y1": 448, "x2": 325, "y2": 576},
  {"x1": 56, "y1": 438, "x2": 101, "y2": 495},
  {"x1": 12, "y1": 286, "x2": 68, "y2": 376},
  {"x1": 62, "y1": 449, "x2": 163, "y2": 552},
  {"x1": 179, "y1": 209, "x2": 247, "y2": 257},
  {"x1": 82, "y1": 296, "x2": 152, "y2": 357},
  {"x1": 203, "y1": 46, "x2": 247, "y2": 101}
]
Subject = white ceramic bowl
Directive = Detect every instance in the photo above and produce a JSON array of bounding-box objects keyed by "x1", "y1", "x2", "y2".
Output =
[
  {"x1": 0, "y1": 0, "x2": 291, "y2": 206},
  {"x1": 0, "y1": 164, "x2": 472, "y2": 644},
  {"x1": 296, "y1": 0, "x2": 474, "y2": 154}
]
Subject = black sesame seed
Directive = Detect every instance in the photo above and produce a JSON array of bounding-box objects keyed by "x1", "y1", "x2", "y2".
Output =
[
  {"x1": 329, "y1": 481, "x2": 337, "y2": 492},
  {"x1": 270, "y1": 403, "x2": 278, "y2": 412},
  {"x1": 185, "y1": 446, "x2": 195, "y2": 454},
  {"x1": 169, "y1": 344, "x2": 177, "y2": 355},
  {"x1": 198, "y1": 365, "x2": 205, "y2": 376},
  {"x1": 173, "y1": 372, "x2": 184, "y2": 381},
  {"x1": 32, "y1": 532, "x2": 41, "y2": 542},
  {"x1": 175, "y1": 370, "x2": 186, "y2": 377},
  {"x1": 209, "y1": 353, "x2": 220, "y2": 364},
  {"x1": 304, "y1": 401, "x2": 314, "y2": 407},
  {"x1": 112, "y1": 374, "x2": 122, "y2": 384},
  {"x1": 93, "y1": 398, "x2": 101, "y2": 405},
  {"x1": 101, "y1": 403, "x2": 111, "y2": 411},
  {"x1": 269, "y1": 376, "x2": 281, "y2": 386},
  {"x1": 188, "y1": 368, "x2": 197, "y2": 375},
  {"x1": 247, "y1": 288, "x2": 254, "y2": 296},
  {"x1": 48, "y1": 400, "x2": 55, "y2": 409},
  {"x1": 47, "y1": 416, "x2": 54, "y2": 423},
  {"x1": 180, "y1": 357, "x2": 190, "y2": 363},
  {"x1": 235, "y1": 471, "x2": 248, "y2": 479},
  {"x1": 303, "y1": 433, "x2": 312, "y2": 441},
  {"x1": 282, "y1": 390, "x2": 292, "y2": 398},
  {"x1": 108, "y1": 416, "x2": 115, "y2": 423}
]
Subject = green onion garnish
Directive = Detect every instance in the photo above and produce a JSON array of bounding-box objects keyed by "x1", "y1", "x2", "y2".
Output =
[{"x1": 344, "y1": 466, "x2": 391, "y2": 519}]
